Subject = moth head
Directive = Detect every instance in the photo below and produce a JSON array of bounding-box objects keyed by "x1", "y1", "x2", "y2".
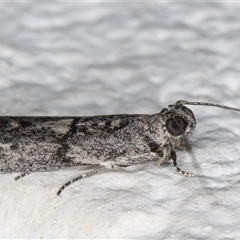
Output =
[
  {"x1": 161, "y1": 99, "x2": 240, "y2": 138},
  {"x1": 160, "y1": 102, "x2": 196, "y2": 138}
]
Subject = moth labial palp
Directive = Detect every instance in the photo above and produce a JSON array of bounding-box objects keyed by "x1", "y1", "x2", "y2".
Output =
[{"x1": 1, "y1": 100, "x2": 240, "y2": 196}]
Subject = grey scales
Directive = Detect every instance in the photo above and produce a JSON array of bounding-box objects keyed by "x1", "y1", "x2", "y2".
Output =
[{"x1": 1, "y1": 100, "x2": 240, "y2": 196}]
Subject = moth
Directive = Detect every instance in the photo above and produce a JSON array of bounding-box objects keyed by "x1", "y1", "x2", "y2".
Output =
[{"x1": 0, "y1": 100, "x2": 239, "y2": 196}]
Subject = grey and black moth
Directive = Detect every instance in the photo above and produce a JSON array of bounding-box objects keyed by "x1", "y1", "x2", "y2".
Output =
[{"x1": 0, "y1": 100, "x2": 239, "y2": 196}]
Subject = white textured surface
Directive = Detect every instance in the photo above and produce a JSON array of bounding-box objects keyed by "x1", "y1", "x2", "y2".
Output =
[{"x1": 1, "y1": 2, "x2": 240, "y2": 239}]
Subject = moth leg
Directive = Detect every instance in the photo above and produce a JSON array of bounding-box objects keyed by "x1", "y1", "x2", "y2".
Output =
[
  {"x1": 57, "y1": 165, "x2": 106, "y2": 196},
  {"x1": 14, "y1": 172, "x2": 30, "y2": 181},
  {"x1": 175, "y1": 137, "x2": 191, "y2": 151},
  {"x1": 155, "y1": 148, "x2": 168, "y2": 166},
  {"x1": 169, "y1": 149, "x2": 195, "y2": 177}
]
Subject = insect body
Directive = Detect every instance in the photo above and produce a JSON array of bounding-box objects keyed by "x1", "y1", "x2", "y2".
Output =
[{"x1": 1, "y1": 100, "x2": 240, "y2": 196}]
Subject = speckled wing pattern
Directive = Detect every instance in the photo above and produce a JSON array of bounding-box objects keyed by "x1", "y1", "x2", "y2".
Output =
[{"x1": 0, "y1": 114, "x2": 161, "y2": 173}]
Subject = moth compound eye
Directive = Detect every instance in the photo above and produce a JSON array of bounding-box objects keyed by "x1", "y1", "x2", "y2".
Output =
[{"x1": 166, "y1": 117, "x2": 187, "y2": 136}]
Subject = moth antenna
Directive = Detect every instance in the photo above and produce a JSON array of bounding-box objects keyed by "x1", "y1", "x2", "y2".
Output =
[{"x1": 176, "y1": 100, "x2": 240, "y2": 112}]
